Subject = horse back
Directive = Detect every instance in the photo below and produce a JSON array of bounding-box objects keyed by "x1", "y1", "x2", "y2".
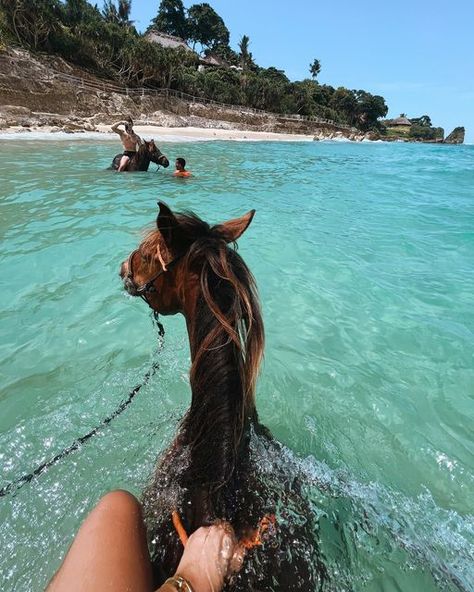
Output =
[{"x1": 142, "y1": 426, "x2": 327, "y2": 591}]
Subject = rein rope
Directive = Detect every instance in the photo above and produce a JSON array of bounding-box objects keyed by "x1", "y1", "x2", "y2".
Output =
[
  {"x1": 171, "y1": 510, "x2": 277, "y2": 551},
  {"x1": 0, "y1": 314, "x2": 165, "y2": 499}
]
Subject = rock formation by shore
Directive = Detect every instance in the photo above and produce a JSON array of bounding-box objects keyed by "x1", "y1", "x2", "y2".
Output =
[{"x1": 444, "y1": 127, "x2": 465, "y2": 144}]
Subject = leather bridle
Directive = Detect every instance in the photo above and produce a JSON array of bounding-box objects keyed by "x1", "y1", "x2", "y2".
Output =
[{"x1": 124, "y1": 248, "x2": 182, "y2": 304}]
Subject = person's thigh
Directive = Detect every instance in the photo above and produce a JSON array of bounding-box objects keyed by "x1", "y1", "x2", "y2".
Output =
[
  {"x1": 47, "y1": 490, "x2": 153, "y2": 592},
  {"x1": 119, "y1": 155, "x2": 130, "y2": 170}
]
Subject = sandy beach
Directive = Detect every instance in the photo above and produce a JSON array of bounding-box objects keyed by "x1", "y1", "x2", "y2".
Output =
[
  {"x1": 0, "y1": 124, "x2": 315, "y2": 142},
  {"x1": 101, "y1": 125, "x2": 315, "y2": 142}
]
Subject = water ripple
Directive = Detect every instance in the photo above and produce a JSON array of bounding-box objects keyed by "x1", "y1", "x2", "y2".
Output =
[{"x1": 1, "y1": 140, "x2": 473, "y2": 591}]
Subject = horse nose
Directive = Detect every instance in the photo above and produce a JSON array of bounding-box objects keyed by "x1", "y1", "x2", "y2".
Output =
[{"x1": 123, "y1": 277, "x2": 138, "y2": 296}]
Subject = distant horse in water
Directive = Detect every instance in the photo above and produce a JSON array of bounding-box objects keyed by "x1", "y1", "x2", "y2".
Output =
[
  {"x1": 120, "y1": 202, "x2": 327, "y2": 590},
  {"x1": 110, "y1": 139, "x2": 169, "y2": 171}
]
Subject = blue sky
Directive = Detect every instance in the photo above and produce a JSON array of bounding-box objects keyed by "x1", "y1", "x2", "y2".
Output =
[{"x1": 102, "y1": 0, "x2": 474, "y2": 142}]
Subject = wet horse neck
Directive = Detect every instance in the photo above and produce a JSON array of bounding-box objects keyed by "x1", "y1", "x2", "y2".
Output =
[
  {"x1": 135, "y1": 149, "x2": 150, "y2": 171},
  {"x1": 180, "y1": 295, "x2": 256, "y2": 493}
]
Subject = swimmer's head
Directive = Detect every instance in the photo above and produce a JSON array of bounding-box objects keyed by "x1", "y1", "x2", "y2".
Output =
[{"x1": 175, "y1": 157, "x2": 186, "y2": 171}]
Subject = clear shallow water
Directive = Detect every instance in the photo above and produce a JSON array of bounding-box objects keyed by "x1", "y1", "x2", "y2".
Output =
[{"x1": 0, "y1": 139, "x2": 473, "y2": 591}]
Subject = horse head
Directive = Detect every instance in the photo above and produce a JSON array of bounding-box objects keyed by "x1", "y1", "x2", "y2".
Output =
[
  {"x1": 121, "y1": 201, "x2": 257, "y2": 324},
  {"x1": 147, "y1": 139, "x2": 169, "y2": 168}
]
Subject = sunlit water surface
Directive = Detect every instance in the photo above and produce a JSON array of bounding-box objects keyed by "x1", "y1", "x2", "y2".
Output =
[{"x1": 0, "y1": 138, "x2": 473, "y2": 591}]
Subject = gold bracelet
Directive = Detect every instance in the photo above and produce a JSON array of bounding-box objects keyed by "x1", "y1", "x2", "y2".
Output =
[{"x1": 164, "y1": 575, "x2": 194, "y2": 592}]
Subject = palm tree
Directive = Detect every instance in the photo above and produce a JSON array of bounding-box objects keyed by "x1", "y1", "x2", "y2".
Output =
[
  {"x1": 309, "y1": 58, "x2": 321, "y2": 80},
  {"x1": 118, "y1": 0, "x2": 132, "y2": 25},
  {"x1": 238, "y1": 34, "x2": 253, "y2": 70},
  {"x1": 103, "y1": 0, "x2": 132, "y2": 26}
]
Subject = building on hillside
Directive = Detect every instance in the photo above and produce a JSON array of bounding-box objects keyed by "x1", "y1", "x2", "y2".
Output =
[
  {"x1": 385, "y1": 116, "x2": 412, "y2": 126},
  {"x1": 197, "y1": 53, "x2": 243, "y2": 72},
  {"x1": 145, "y1": 31, "x2": 195, "y2": 53},
  {"x1": 200, "y1": 53, "x2": 227, "y2": 67},
  {"x1": 146, "y1": 32, "x2": 240, "y2": 73}
]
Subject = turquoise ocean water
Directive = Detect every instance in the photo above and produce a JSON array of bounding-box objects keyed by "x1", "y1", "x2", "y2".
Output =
[{"x1": 0, "y1": 137, "x2": 473, "y2": 591}]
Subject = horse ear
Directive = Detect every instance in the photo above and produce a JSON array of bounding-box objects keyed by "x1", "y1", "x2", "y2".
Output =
[
  {"x1": 214, "y1": 210, "x2": 255, "y2": 243},
  {"x1": 157, "y1": 201, "x2": 179, "y2": 246}
]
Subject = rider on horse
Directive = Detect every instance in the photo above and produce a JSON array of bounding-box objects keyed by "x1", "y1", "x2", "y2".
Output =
[{"x1": 111, "y1": 117, "x2": 141, "y2": 172}]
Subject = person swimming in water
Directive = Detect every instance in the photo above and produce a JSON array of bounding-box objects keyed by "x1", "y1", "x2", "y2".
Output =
[
  {"x1": 111, "y1": 117, "x2": 141, "y2": 172},
  {"x1": 173, "y1": 157, "x2": 191, "y2": 178}
]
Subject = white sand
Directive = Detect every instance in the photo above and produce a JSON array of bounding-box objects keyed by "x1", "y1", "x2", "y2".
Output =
[
  {"x1": 96, "y1": 125, "x2": 315, "y2": 142},
  {"x1": 0, "y1": 124, "x2": 315, "y2": 142}
]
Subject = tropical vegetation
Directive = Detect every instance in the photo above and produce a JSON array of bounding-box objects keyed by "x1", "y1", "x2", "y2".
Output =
[
  {"x1": 383, "y1": 114, "x2": 444, "y2": 141},
  {"x1": 0, "y1": 0, "x2": 392, "y2": 130}
]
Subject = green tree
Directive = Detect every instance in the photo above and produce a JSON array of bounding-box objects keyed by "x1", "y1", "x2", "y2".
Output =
[
  {"x1": 196, "y1": 67, "x2": 241, "y2": 104},
  {"x1": 238, "y1": 34, "x2": 253, "y2": 70},
  {"x1": 309, "y1": 58, "x2": 321, "y2": 80},
  {"x1": 208, "y1": 43, "x2": 239, "y2": 65},
  {"x1": 103, "y1": 1, "x2": 119, "y2": 23},
  {"x1": 118, "y1": 35, "x2": 165, "y2": 85},
  {"x1": 290, "y1": 79, "x2": 318, "y2": 116},
  {"x1": 103, "y1": 0, "x2": 132, "y2": 26},
  {"x1": 147, "y1": 0, "x2": 187, "y2": 39},
  {"x1": 410, "y1": 114, "x2": 432, "y2": 127},
  {"x1": 354, "y1": 90, "x2": 388, "y2": 130},
  {"x1": 187, "y1": 3, "x2": 229, "y2": 51},
  {"x1": 330, "y1": 87, "x2": 357, "y2": 124},
  {"x1": 118, "y1": 0, "x2": 131, "y2": 24},
  {"x1": 409, "y1": 124, "x2": 435, "y2": 140},
  {"x1": 61, "y1": 0, "x2": 102, "y2": 27},
  {"x1": 248, "y1": 67, "x2": 290, "y2": 111},
  {"x1": 0, "y1": 0, "x2": 63, "y2": 50}
]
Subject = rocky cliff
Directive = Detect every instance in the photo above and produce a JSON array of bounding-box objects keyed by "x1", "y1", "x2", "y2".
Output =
[
  {"x1": 444, "y1": 127, "x2": 465, "y2": 144},
  {"x1": 0, "y1": 46, "x2": 365, "y2": 139}
]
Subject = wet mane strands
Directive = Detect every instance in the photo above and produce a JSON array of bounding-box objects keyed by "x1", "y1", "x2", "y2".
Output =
[{"x1": 142, "y1": 212, "x2": 264, "y2": 491}]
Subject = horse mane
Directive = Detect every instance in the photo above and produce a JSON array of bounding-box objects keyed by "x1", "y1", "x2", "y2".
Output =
[
  {"x1": 136, "y1": 140, "x2": 148, "y2": 154},
  {"x1": 143, "y1": 210, "x2": 265, "y2": 497}
]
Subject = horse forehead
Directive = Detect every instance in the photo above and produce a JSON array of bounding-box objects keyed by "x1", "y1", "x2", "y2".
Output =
[{"x1": 139, "y1": 233, "x2": 165, "y2": 256}]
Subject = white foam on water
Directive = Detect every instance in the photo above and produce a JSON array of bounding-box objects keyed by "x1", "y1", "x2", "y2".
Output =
[
  {"x1": 0, "y1": 130, "x2": 212, "y2": 142},
  {"x1": 0, "y1": 131, "x2": 278, "y2": 143},
  {"x1": 0, "y1": 130, "x2": 352, "y2": 143},
  {"x1": 0, "y1": 131, "x2": 115, "y2": 141},
  {"x1": 243, "y1": 427, "x2": 473, "y2": 591},
  {"x1": 295, "y1": 453, "x2": 474, "y2": 592}
]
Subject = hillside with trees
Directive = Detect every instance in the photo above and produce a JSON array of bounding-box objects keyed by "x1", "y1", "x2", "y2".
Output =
[
  {"x1": 383, "y1": 114, "x2": 445, "y2": 142},
  {"x1": 1, "y1": 0, "x2": 391, "y2": 131}
]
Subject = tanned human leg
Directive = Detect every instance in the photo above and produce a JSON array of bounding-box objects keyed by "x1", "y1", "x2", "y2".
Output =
[
  {"x1": 46, "y1": 490, "x2": 154, "y2": 592},
  {"x1": 118, "y1": 155, "x2": 130, "y2": 171}
]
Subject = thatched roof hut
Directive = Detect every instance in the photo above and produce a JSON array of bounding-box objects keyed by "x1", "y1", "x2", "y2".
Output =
[
  {"x1": 389, "y1": 116, "x2": 412, "y2": 126},
  {"x1": 146, "y1": 31, "x2": 194, "y2": 53}
]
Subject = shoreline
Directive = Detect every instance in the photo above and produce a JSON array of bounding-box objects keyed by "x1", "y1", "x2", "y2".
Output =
[
  {"x1": 0, "y1": 125, "x2": 316, "y2": 142},
  {"x1": 2, "y1": 126, "x2": 465, "y2": 145}
]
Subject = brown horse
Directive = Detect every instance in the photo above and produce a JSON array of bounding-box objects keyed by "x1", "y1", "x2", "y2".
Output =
[
  {"x1": 120, "y1": 202, "x2": 327, "y2": 591},
  {"x1": 110, "y1": 139, "x2": 169, "y2": 171}
]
